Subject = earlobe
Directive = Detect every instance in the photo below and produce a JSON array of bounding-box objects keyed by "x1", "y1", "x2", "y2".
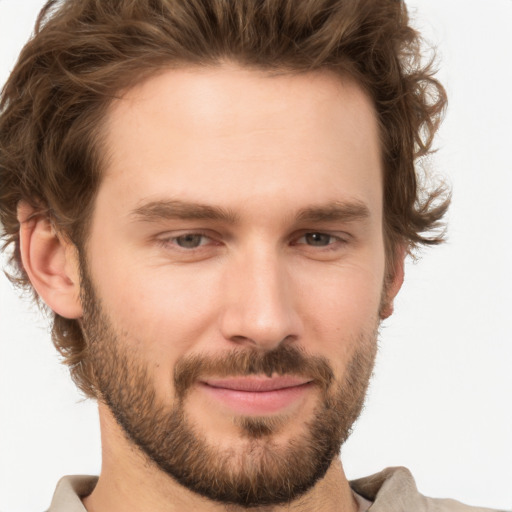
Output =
[
  {"x1": 17, "y1": 202, "x2": 83, "y2": 319},
  {"x1": 379, "y1": 245, "x2": 406, "y2": 320}
]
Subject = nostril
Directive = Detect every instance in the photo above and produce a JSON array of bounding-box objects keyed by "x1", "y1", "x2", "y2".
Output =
[{"x1": 227, "y1": 334, "x2": 298, "y2": 351}]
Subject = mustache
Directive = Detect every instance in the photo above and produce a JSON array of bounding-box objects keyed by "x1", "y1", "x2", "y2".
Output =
[{"x1": 173, "y1": 344, "x2": 334, "y2": 399}]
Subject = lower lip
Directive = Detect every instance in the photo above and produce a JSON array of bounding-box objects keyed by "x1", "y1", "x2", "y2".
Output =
[{"x1": 198, "y1": 382, "x2": 314, "y2": 415}]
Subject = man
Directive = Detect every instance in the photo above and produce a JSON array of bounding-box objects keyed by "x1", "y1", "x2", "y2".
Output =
[{"x1": 0, "y1": 1, "x2": 506, "y2": 511}]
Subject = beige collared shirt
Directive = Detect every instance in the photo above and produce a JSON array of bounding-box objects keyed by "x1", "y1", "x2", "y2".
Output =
[{"x1": 46, "y1": 466, "x2": 505, "y2": 512}]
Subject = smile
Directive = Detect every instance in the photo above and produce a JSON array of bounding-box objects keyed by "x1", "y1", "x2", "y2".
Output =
[{"x1": 198, "y1": 376, "x2": 314, "y2": 415}]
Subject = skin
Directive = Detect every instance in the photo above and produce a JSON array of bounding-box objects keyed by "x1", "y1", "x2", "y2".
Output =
[{"x1": 18, "y1": 64, "x2": 404, "y2": 512}]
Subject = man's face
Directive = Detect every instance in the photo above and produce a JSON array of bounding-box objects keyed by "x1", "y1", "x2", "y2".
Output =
[{"x1": 80, "y1": 65, "x2": 393, "y2": 506}]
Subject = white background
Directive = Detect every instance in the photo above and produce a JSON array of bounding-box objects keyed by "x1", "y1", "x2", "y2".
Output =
[{"x1": 0, "y1": 1, "x2": 511, "y2": 510}]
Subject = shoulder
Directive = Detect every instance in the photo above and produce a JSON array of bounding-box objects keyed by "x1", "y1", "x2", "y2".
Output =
[{"x1": 350, "y1": 467, "x2": 506, "y2": 512}]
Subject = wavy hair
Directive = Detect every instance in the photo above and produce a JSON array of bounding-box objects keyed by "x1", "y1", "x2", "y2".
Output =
[{"x1": 0, "y1": 0, "x2": 449, "y2": 397}]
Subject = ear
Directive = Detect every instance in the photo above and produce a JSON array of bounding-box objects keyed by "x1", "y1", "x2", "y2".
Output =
[
  {"x1": 17, "y1": 202, "x2": 83, "y2": 319},
  {"x1": 379, "y1": 244, "x2": 406, "y2": 320}
]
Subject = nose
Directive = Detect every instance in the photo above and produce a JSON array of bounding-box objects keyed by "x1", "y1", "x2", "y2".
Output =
[{"x1": 219, "y1": 248, "x2": 302, "y2": 350}]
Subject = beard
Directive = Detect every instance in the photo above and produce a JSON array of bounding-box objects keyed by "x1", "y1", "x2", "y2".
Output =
[{"x1": 80, "y1": 264, "x2": 378, "y2": 508}]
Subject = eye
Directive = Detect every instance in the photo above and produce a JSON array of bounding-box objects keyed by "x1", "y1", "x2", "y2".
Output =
[
  {"x1": 157, "y1": 232, "x2": 214, "y2": 251},
  {"x1": 173, "y1": 233, "x2": 209, "y2": 249},
  {"x1": 297, "y1": 232, "x2": 339, "y2": 247}
]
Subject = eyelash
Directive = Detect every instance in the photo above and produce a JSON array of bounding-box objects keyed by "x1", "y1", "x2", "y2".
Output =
[
  {"x1": 293, "y1": 232, "x2": 347, "y2": 249},
  {"x1": 156, "y1": 231, "x2": 215, "y2": 250},
  {"x1": 156, "y1": 231, "x2": 348, "y2": 251}
]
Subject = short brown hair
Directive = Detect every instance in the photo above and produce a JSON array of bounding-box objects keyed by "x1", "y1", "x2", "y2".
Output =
[{"x1": 0, "y1": 0, "x2": 449, "y2": 397}]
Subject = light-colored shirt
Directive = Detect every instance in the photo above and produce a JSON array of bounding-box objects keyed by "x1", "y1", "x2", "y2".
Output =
[
  {"x1": 46, "y1": 466, "x2": 505, "y2": 512},
  {"x1": 353, "y1": 489, "x2": 373, "y2": 512}
]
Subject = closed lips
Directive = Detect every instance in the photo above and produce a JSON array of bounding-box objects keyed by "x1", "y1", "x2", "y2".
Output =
[{"x1": 201, "y1": 377, "x2": 313, "y2": 392}]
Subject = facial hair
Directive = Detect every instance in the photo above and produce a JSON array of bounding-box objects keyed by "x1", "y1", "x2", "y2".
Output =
[{"x1": 80, "y1": 263, "x2": 378, "y2": 508}]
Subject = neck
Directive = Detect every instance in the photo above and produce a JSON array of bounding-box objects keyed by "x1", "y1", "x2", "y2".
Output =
[{"x1": 82, "y1": 403, "x2": 358, "y2": 512}]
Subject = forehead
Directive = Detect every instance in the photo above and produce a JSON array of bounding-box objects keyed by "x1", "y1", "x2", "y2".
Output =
[{"x1": 97, "y1": 64, "x2": 382, "y2": 222}]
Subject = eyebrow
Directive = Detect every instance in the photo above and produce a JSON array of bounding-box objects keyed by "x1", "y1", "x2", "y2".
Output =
[
  {"x1": 130, "y1": 200, "x2": 239, "y2": 223},
  {"x1": 130, "y1": 199, "x2": 370, "y2": 224},
  {"x1": 296, "y1": 201, "x2": 371, "y2": 223}
]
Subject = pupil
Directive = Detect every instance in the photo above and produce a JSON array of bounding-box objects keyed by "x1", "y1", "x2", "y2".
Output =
[
  {"x1": 177, "y1": 234, "x2": 202, "y2": 248},
  {"x1": 306, "y1": 233, "x2": 330, "y2": 246}
]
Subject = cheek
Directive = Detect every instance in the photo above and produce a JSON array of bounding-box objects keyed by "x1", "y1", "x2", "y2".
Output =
[
  {"x1": 294, "y1": 258, "x2": 384, "y2": 366},
  {"x1": 85, "y1": 230, "x2": 217, "y2": 363},
  {"x1": 87, "y1": 257, "x2": 225, "y2": 401},
  {"x1": 300, "y1": 258, "x2": 384, "y2": 323}
]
